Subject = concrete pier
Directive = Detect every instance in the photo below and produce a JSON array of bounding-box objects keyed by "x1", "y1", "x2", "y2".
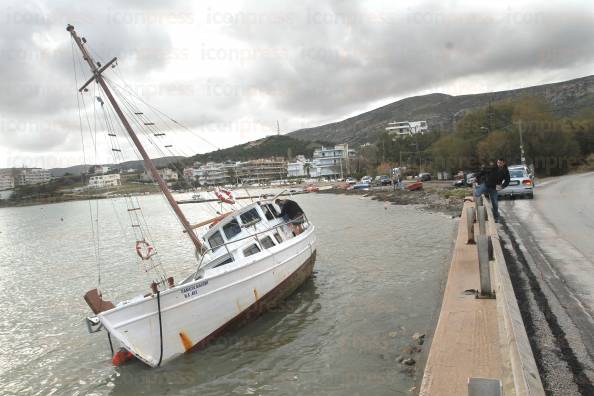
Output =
[{"x1": 419, "y1": 199, "x2": 544, "y2": 396}]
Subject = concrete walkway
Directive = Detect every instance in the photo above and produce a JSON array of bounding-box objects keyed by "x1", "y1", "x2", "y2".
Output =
[{"x1": 419, "y1": 201, "x2": 504, "y2": 395}]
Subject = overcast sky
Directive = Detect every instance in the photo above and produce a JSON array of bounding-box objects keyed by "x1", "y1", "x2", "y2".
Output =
[{"x1": 1, "y1": 0, "x2": 594, "y2": 168}]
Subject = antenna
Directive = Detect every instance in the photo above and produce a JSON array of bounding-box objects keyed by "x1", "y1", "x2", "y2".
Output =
[{"x1": 276, "y1": 120, "x2": 280, "y2": 136}]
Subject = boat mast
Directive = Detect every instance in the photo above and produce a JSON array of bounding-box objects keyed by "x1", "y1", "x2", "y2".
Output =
[{"x1": 67, "y1": 24, "x2": 204, "y2": 254}]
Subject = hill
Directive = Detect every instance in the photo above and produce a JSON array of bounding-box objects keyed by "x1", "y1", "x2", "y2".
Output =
[
  {"x1": 190, "y1": 135, "x2": 327, "y2": 163},
  {"x1": 288, "y1": 75, "x2": 594, "y2": 145},
  {"x1": 49, "y1": 156, "x2": 184, "y2": 177}
]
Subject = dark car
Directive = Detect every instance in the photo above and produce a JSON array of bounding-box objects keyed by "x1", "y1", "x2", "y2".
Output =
[
  {"x1": 417, "y1": 173, "x2": 432, "y2": 181},
  {"x1": 374, "y1": 175, "x2": 391, "y2": 186}
]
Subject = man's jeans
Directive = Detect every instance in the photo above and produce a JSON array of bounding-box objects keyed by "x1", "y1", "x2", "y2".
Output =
[{"x1": 474, "y1": 183, "x2": 500, "y2": 220}]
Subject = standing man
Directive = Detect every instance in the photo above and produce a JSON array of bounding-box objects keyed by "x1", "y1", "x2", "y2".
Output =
[
  {"x1": 275, "y1": 198, "x2": 305, "y2": 235},
  {"x1": 474, "y1": 158, "x2": 510, "y2": 222}
]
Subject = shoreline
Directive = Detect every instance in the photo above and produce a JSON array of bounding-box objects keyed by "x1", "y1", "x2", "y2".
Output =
[{"x1": 318, "y1": 184, "x2": 470, "y2": 217}]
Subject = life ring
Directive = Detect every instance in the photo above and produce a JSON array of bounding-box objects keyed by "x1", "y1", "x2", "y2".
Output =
[
  {"x1": 215, "y1": 188, "x2": 235, "y2": 205},
  {"x1": 135, "y1": 240, "x2": 156, "y2": 260}
]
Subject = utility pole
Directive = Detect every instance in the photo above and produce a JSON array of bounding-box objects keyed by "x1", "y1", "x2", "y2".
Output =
[
  {"x1": 518, "y1": 119, "x2": 526, "y2": 165},
  {"x1": 487, "y1": 99, "x2": 492, "y2": 133}
]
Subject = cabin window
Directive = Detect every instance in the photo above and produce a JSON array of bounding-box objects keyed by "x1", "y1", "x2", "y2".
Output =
[
  {"x1": 240, "y1": 208, "x2": 261, "y2": 226},
  {"x1": 243, "y1": 244, "x2": 261, "y2": 257},
  {"x1": 261, "y1": 236, "x2": 275, "y2": 249},
  {"x1": 208, "y1": 231, "x2": 224, "y2": 252},
  {"x1": 273, "y1": 232, "x2": 283, "y2": 244},
  {"x1": 214, "y1": 256, "x2": 234, "y2": 268},
  {"x1": 261, "y1": 203, "x2": 279, "y2": 220},
  {"x1": 223, "y1": 218, "x2": 241, "y2": 240}
]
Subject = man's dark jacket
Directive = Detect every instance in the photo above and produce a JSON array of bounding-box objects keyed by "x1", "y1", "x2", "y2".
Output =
[
  {"x1": 279, "y1": 200, "x2": 304, "y2": 220},
  {"x1": 477, "y1": 165, "x2": 511, "y2": 189}
]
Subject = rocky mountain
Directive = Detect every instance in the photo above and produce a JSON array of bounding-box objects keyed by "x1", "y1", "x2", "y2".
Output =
[{"x1": 288, "y1": 75, "x2": 594, "y2": 145}]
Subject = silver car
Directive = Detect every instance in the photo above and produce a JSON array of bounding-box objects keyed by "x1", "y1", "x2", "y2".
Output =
[{"x1": 498, "y1": 166, "x2": 534, "y2": 199}]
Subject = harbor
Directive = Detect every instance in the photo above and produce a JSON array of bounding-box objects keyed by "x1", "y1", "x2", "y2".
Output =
[{"x1": 0, "y1": 193, "x2": 455, "y2": 395}]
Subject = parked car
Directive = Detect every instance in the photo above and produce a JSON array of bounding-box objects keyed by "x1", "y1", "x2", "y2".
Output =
[
  {"x1": 498, "y1": 166, "x2": 534, "y2": 199},
  {"x1": 377, "y1": 175, "x2": 392, "y2": 186},
  {"x1": 508, "y1": 164, "x2": 534, "y2": 184},
  {"x1": 352, "y1": 182, "x2": 371, "y2": 190},
  {"x1": 360, "y1": 176, "x2": 373, "y2": 184},
  {"x1": 345, "y1": 177, "x2": 357, "y2": 184},
  {"x1": 452, "y1": 171, "x2": 478, "y2": 187},
  {"x1": 417, "y1": 173, "x2": 432, "y2": 181}
]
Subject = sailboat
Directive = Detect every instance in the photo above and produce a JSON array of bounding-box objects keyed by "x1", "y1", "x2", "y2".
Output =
[{"x1": 67, "y1": 25, "x2": 317, "y2": 367}]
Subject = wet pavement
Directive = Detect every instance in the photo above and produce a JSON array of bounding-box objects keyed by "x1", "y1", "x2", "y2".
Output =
[{"x1": 499, "y1": 172, "x2": 594, "y2": 395}]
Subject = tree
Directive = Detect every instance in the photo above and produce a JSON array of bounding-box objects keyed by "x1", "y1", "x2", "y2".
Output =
[
  {"x1": 429, "y1": 135, "x2": 475, "y2": 173},
  {"x1": 303, "y1": 162, "x2": 312, "y2": 178},
  {"x1": 477, "y1": 130, "x2": 520, "y2": 164}
]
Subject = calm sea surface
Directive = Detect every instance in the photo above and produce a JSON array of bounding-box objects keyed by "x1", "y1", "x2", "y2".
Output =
[{"x1": 0, "y1": 193, "x2": 455, "y2": 395}]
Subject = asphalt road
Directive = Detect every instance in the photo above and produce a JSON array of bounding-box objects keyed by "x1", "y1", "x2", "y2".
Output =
[{"x1": 499, "y1": 172, "x2": 594, "y2": 395}]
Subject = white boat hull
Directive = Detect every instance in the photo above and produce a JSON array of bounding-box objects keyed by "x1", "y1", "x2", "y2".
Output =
[{"x1": 98, "y1": 226, "x2": 316, "y2": 367}]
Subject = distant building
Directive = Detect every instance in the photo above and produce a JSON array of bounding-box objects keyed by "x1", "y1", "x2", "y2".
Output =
[
  {"x1": 311, "y1": 144, "x2": 355, "y2": 178},
  {"x1": 142, "y1": 168, "x2": 179, "y2": 182},
  {"x1": 236, "y1": 158, "x2": 287, "y2": 184},
  {"x1": 186, "y1": 159, "x2": 290, "y2": 186},
  {"x1": 0, "y1": 172, "x2": 15, "y2": 190},
  {"x1": 14, "y1": 168, "x2": 52, "y2": 186},
  {"x1": 0, "y1": 189, "x2": 13, "y2": 200},
  {"x1": 194, "y1": 162, "x2": 235, "y2": 186},
  {"x1": 287, "y1": 155, "x2": 311, "y2": 178},
  {"x1": 90, "y1": 165, "x2": 111, "y2": 175},
  {"x1": 386, "y1": 121, "x2": 428, "y2": 137},
  {"x1": 88, "y1": 174, "x2": 121, "y2": 188}
]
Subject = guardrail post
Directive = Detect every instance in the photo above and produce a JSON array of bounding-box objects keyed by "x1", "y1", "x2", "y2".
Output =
[
  {"x1": 474, "y1": 193, "x2": 483, "y2": 223},
  {"x1": 477, "y1": 234, "x2": 495, "y2": 298},
  {"x1": 466, "y1": 207, "x2": 476, "y2": 244},
  {"x1": 477, "y1": 206, "x2": 487, "y2": 235}
]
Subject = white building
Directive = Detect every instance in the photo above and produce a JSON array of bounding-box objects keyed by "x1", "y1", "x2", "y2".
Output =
[
  {"x1": 14, "y1": 168, "x2": 52, "y2": 186},
  {"x1": 287, "y1": 155, "x2": 311, "y2": 178},
  {"x1": 311, "y1": 144, "x2": 355, "y2": 178},
  {"x1": 90, "y1": 165, "x2": 111, "y2": 174},
  {"x1": 0, "y1": 173, "x2": 15, "y2": 190},
  {"x1": 88, "y1": 174, "x2": 121, "y2": 188},
  {"x1": 385, "y1": 121, "x2": 428, "y2": 137},
  {"x1": 143, "y1": 168, "x2": 179, "y2": 182},
  {"x1": 0, "y1": 189, "x2": 13, "y2": 200}
]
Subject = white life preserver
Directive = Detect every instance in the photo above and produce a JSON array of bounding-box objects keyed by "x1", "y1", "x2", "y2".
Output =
[{"x1": 215, "y1": 188, "x2": 235, "y2": 205}]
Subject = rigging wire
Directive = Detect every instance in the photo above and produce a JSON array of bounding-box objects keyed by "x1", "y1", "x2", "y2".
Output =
[{"x1": 71, "y1": 38, "x2": 101, "y2": 288}]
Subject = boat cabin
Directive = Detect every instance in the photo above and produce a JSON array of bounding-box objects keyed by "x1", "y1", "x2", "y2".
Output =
[{"x1": 196, "y1": 200, "x2": 307, "y2": 276}]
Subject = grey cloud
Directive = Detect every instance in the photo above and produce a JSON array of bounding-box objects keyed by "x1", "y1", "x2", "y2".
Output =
[
  {"x1": 223, "y1": 1, "x2": 594, "y2": 117},
  {"x1": 1, "y1": 0, "x2": 594, "y2": 165}
]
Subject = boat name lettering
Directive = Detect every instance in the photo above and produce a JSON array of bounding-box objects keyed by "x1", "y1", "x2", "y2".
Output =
[{"x1": 181, "y1": 280, "x2": 209, "y2": 298}]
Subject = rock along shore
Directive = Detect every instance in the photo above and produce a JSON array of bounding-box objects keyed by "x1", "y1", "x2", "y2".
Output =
[{"x1": 318, "y1": 183, "x2": 470, "y2": 217}]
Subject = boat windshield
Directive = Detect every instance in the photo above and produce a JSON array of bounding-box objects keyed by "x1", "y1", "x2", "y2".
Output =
[
  {"x1": 223, "y1": 218, "x2": 242, "y2": 240},
  {"x1": 208, "y1": 231, "x2": 224, "y2": 252},
  {"x1": 240, "y1": 208, "x2": 261, "y2": 226},
  {"x1": 260, "y1": 203, "x2": 279, "y2": 220}
]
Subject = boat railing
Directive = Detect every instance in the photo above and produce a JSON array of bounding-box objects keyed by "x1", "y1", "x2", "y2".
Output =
[{"x1": 195, "y1": 214, "x2": 310, "y2": 273}]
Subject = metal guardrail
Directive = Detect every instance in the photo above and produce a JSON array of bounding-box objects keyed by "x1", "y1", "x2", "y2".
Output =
[
  {"x1": 472, "y1": 192, "x2": 495, "y2": 298},
  {"x1": 482, "y1": 199, "x2": 546, "y2": 396}
]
